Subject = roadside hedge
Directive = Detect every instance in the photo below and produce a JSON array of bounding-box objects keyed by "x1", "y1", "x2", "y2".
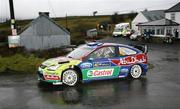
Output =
[{"x1": 0, "y1": 54, "x2": 44, "y2": 73}]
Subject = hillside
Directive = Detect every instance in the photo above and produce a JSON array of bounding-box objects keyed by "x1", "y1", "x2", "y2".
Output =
[{"x1": 0, "y1": 13, "x2": 137, "y2": 44}]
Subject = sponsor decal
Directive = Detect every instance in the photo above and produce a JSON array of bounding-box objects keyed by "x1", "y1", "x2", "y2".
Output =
[
  {"x1": 80, "y1": 62, "x2": 93, "y2": 68},
  {"x1": 111, "y1": 54, "x2": 147, "y2": 66},
  {"x1": 93, "y1": 62, "x2": 111, "y2": 67},
  {"x1": 87, "y1": 69, "x2": 114, "y2": 77},
  {"x1": 44, "y1": 75, "x2": 60, "y2": 80},
  {"x1": 121, "y1": 68, "x2": 129, "y2": 73}
]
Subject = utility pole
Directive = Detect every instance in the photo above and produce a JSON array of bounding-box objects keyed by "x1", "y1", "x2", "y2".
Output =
[
  {"x1": 8, "y1": 0, "x2": 19, "y2": 48},
  {"x1": 65, "y1": 13, "x2": 70, "y2": 32},
  {"x1": 65, "y1": 13, "x2": 68, "y2": 29},
  {"x1": 9, "y1": 0, "x2": 17, "y2": 36}
]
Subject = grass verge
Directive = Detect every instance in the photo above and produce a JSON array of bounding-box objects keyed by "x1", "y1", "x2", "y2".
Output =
[{"x1": 0, "y1": 54, "x2": 44, "y2": 74}]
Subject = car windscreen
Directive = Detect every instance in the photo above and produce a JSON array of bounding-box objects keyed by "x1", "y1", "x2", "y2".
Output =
[
  {"x1": 67, "y1": 45, "x2": 94, "y2": 59},
  {"x1": 114, "y1": 28, "x2": 122, "y2": 32}
]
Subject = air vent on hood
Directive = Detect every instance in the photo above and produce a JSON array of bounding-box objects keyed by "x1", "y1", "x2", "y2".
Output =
[{"x1": 58, "y1": 61, "x2": 69, "y2": 64}]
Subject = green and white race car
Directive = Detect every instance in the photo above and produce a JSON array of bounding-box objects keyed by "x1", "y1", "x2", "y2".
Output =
[{"x1": 38, "y1": 42, "x2": 148, "y2": 86}]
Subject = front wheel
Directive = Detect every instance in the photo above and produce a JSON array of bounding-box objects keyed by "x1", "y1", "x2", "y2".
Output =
[
  {"x1": 62, "y1": 69, "x2": 79, "y2": 86},
  {"x1": 130, "y1": 65, "x2": 142, "y2": 79}
]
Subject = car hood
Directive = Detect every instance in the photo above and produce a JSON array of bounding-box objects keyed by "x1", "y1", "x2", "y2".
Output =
[{"x1": 42, "y1": 56, "x2": 73, "y2": 67}]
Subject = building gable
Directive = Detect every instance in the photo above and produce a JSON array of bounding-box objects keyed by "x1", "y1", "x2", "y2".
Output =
[
  {"x1": 19, "y1": 13, "x2": 70, "y2": 37},
  {"x1": 165, "y1": 2, "x2": 180, "y2": 13},
  {"x1": 131, "y1": 12, "x2": 149, "y2": 32},
  {"x1": 132, "y1": 12, "x2": 149, "y2": 23}
]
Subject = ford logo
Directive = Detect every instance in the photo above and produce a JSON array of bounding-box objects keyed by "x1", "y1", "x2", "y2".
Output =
[{"x1": 80, "y1": 62, "x2": 93, "y2": 68}]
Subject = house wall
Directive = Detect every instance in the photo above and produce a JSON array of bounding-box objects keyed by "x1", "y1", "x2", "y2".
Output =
[
  {"x1": 132, "y1": 12, "x2": 149, "y2": 32},
  {"x1": 20, "y1": 35, "x2": 70, "y2": 50},
  {"x1": 139, "y1": 26, "x2": 179, "y2": 38},
  {"x1": 20, "y1": 16, "x2": 70, "y2": 50},
  {"x1": 165, "y1": 12, "x2": 180, "y2": 23},
  {"x1": 166, "y1": 12, "x2": 180, "y2": 38}
]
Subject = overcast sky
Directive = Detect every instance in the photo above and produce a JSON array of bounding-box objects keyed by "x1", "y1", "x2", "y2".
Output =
[{"x1": 0, "y1": 0, "x2": 179, "y2": 20}]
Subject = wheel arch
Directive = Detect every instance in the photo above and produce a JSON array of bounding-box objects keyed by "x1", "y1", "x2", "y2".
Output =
[
  {"x1": 73, "y1": 66, "x2": 83, "y2": 81},
  {"x1": 128, "y1": 63, "x2": 143, "y2": 78},
  {"x1": 61, "y1": 66, "x2": 82, "y2": 86},
  {"x1": 61, "y1": 65, "x2": 83, "y2": 81},
  {"x1": 136, "y1": 63, "x2": 147, "y2": 73}
]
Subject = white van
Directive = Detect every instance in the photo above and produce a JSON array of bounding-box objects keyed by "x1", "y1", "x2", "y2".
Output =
[{"x1": 112, "y1": 23, "x2": 131, "y2": 37}]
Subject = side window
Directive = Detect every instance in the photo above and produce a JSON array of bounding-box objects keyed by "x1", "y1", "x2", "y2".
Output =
[
  {"x1": 89, "y1": 47, "x2": 115, "y2": 59},
  {"x1": 171, "y1": 13, "x2": 175, "y2": 21},
  {"x1": 119, "y1": 47, "x2": 137, "y2": 56}
]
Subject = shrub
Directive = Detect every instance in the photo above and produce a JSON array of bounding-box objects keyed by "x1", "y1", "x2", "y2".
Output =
[{"x1": 0, "y1": 54, "x2": 44, "y2": 73}]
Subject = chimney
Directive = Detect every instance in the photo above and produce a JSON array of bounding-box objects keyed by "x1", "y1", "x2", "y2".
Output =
[{"x1": 39, "y1": 12, "x2": 50, "y2": 17}]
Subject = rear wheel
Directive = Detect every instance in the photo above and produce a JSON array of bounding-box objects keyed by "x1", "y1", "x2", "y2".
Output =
[
  {"x1": 62, "y1": 69, "x2": 79, "y2": 86},
  {"x1": 130, "y1": 65, "x2": 142, "y2": 79}
]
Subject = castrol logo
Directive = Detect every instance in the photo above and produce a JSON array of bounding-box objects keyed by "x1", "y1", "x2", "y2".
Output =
[{"x1": 87, "y1": 69, "x2": 114, "y2": 77}]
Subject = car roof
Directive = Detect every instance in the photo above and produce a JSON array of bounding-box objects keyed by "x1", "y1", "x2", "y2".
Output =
[{"x1": 86, "y1": 42, "x2": 139, "y2": 51}]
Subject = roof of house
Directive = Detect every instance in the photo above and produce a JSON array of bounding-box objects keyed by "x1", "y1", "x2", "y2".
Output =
[
  {"x1": 141, "y1": 10, "x2": 165, "y2": 21},
  {"x1": 18, "y1": 13, "x2": 70, "y2": 35},
  {"x1": 137, "y1": 19, "x2": 179, "y2": 26},
  {"x1": 165, "y1": 2, "x2": 180, "y2": 13}
]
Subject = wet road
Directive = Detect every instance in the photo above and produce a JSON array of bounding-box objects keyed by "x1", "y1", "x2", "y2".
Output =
[{"x1": 0, "y1": 37, "x2": 180, "y2": 109}]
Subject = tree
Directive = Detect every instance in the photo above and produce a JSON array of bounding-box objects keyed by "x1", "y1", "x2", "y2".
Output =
[
  {"x1": 111, "y1": 12, "x2": 119, "y2": 24},
  {"x1": 93, "y1": 11, "x2": 98, "y2": 16}
]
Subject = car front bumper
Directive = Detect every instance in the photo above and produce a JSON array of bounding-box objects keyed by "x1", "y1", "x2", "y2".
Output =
[{"x1": 37, "y1": 71, "x2": 63, "y2": 85}]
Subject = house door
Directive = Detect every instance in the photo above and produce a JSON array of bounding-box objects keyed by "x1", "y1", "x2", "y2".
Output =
[{"x1": 175, "y1": 30, "x2": 179, "y2": 38}]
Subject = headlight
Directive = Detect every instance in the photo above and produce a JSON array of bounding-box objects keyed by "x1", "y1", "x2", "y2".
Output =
[
  {"x1": 47, "y1": 65, "x2": 60, "y2": 71},
  {"x1": 38, "y1": 67, "x2": 43, "y2": 74}
]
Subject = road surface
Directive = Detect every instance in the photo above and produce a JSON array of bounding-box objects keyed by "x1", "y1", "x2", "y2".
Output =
[{"x1": 0, "y1": 37, "x2": 180, "y2": 109}]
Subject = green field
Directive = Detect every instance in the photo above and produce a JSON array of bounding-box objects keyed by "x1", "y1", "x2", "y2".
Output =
[{"x1": 0, "y1": 13, "x2": 137, "y2": 44}]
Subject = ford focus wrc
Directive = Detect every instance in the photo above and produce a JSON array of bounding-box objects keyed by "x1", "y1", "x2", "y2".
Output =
[{"x1": 38, "y1": 42, "x2": 148, "y2": 86}]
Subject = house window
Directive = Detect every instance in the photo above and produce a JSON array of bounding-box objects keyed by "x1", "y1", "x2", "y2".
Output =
[
  {"x1": 157, "y1": 28, "x2": 164, "y2": 35},
  {"x1": 143, "y1": 29, "x2": 147, "y2": 33},
  {"x1": 151, "y1": 29, "x2": 155, "y2": 35},
  {"x1": 166, "y1": 29, "x2": 172, "y2": 35},
  {"x1": 161, "y1": 29, "x2": 164, "y2": 35},
  {"x1": 171, "y1": 13, "x2": 175, "y2": 20},
  {"x1": 157, "y1": 29, "x2": 160, "y2": 35}
]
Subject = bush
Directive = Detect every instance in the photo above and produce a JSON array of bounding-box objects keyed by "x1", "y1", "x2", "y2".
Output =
[
  {"x1": 0, "y1": 54, "x2": 44, "y2": 73},
  {"x1": 73, "y1": 22, "x2": 95, "y2": 35},
  {"x1": 71, "y1": 38, "x2": 85, "y2": 45}
]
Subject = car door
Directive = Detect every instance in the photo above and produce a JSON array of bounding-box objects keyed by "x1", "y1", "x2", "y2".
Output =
[
  {"x1": 116, "y1": 46, "x2": 138, "y2": 77},
  {"x1": 81, "y1": 46, "x2": 120, "y2": 80}
]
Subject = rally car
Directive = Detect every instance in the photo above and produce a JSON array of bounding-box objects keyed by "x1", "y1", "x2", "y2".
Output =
[{"x1": 38, "y1": 42, "x2": 148, "y2": 86}]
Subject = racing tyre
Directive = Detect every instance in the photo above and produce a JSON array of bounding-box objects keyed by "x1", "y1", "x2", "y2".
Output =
[
  {"x1": 62, "y1": 69, "x2": 79, "y2": 86},
  {"x1": 130, "y1": 65, "x2": 142, "y2": 79}
]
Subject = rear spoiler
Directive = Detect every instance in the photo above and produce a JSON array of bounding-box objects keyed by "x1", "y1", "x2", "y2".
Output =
[{"x1": 129, "y1": 44, "x2": 148, "y2": 54}]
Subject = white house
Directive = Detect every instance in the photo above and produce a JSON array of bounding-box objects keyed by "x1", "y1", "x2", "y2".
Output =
[
  {"x1": 165, "y1": 2, "x2": 180, "y2": 38},
  {"x1": 165, "y1": 2, "x2": 180, "y2": 24},
  {"x1": 136, "y1": 19, "x2": 179, "y2": 38},
  {"x1": 134, "y1": 2, "x2": 180, "y2": 38},
  {"x1": 132, "y1": 10, "x2": 164, "y2": 32}
]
